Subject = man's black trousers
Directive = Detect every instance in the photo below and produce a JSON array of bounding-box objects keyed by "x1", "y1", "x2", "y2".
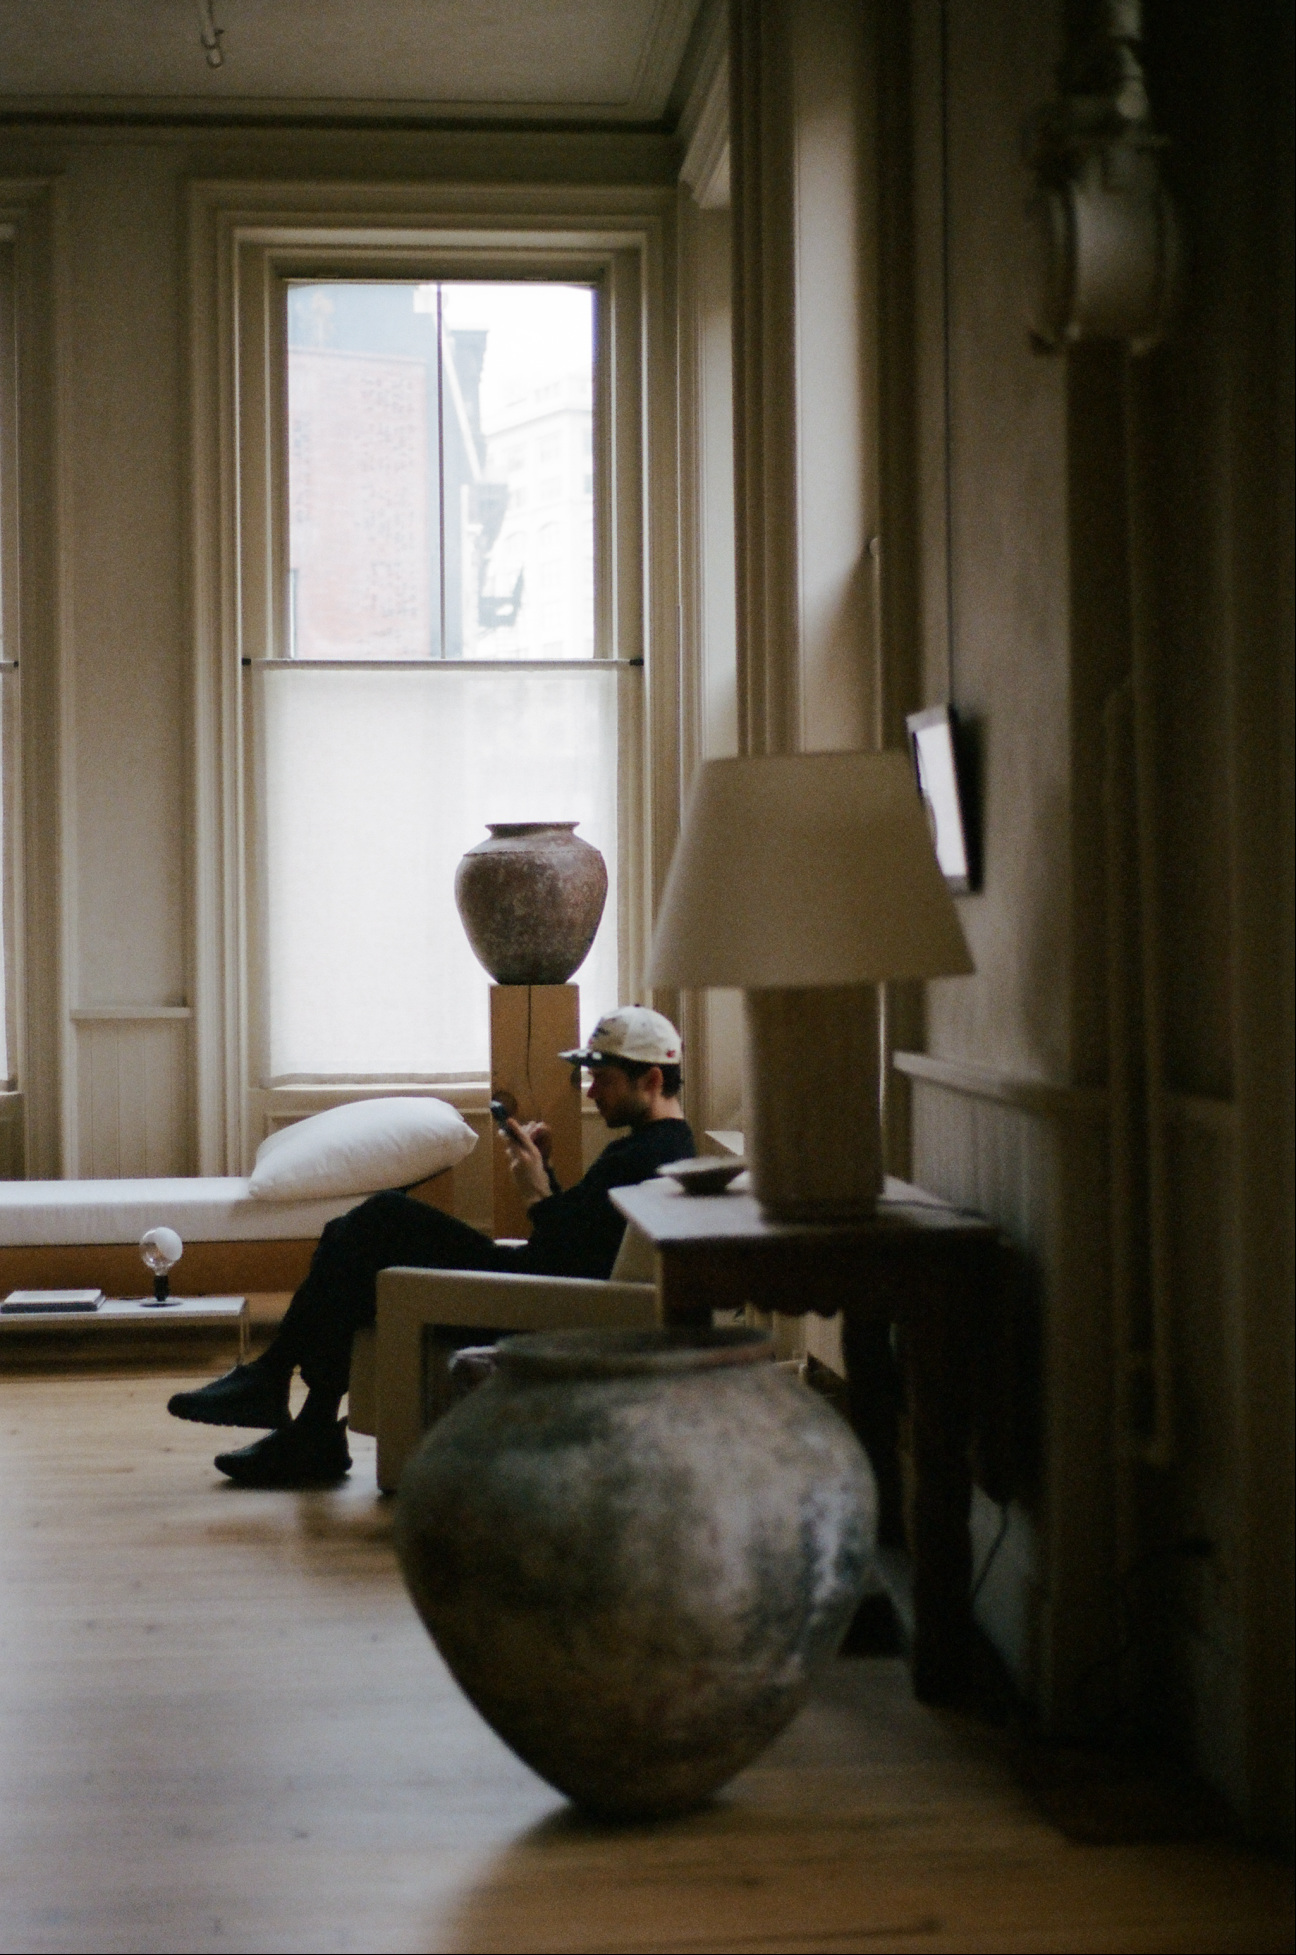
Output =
[{"x1": 271, "y1": 1191, "x2": 528, "y2": 1401}]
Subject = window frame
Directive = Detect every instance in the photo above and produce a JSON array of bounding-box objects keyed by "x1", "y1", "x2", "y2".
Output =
[
  {"x1": 0, "y1": 230, "x2": 20, "y2": 1099},
  {"x1": 189, "y1": 185, "x2": 677, "y2": 1172},
  {"x1": 0, "y1": 180, "x2": 64, "y2": 1180}
]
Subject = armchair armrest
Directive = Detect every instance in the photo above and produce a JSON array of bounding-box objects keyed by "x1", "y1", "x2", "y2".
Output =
[{"x1": 372, "y1": 1264, "x2": 658, "y2": 1491}]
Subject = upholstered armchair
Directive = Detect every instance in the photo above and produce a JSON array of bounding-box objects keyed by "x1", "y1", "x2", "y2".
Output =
[{"x1": 347, "y1": 1223, "x2": 658, "y2": 1491}]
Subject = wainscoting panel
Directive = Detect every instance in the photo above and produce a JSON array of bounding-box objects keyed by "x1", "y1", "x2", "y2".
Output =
[
  {"x1": 0, "y1": 1093, "x2": 24, "y2": 1180},
  {"x1": 1161, "y1": 1108, "x2": 1247, "y2": 1814},
  {"x1": 74, "y1": 1017, "x2": 193, "y2": 1178},
  {"x1": 906, "y1": 1060, "x2": 1116, "y2": 1727}
]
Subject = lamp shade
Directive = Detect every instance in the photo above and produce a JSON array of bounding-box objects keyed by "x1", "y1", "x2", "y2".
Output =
[{"x1": 648, "y1": 750, "x2": 973, "y2": 989}]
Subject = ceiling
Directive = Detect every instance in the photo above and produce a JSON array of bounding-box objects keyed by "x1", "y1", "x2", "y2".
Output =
[{"x1": 0, "y1": 0, "x2": 706, "y2": 121}]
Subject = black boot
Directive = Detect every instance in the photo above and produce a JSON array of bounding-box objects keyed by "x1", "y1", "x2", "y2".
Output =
[
  {"x1": 214, "y1": 1419, "x2": 351, "y2": 1489},
  {"x1": 168, "y1": 1361, "x2": 291, "y2": 1430}
]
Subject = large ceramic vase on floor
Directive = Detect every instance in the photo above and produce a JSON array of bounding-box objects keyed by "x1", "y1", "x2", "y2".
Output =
[
  {"x1": 394, "y1": 1328, "x2": 876, "y2": 1820},
  {"x1": 454, "y1": 821, "x2": 607, "y2": 985}
]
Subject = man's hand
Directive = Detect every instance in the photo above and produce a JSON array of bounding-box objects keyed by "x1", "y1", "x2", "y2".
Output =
[{"x1": 500, "y1": 1119, "x2": 553, "y2": 1209}]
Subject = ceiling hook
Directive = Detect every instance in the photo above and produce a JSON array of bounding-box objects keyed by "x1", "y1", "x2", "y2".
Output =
[{"x1": 196, "y1": 0, "x2": 225, "y2": 69}]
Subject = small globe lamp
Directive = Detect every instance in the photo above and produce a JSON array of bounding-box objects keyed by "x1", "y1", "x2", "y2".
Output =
[{"x1": 140, "y1": 1226, "x2": 184, "y2": 1305}]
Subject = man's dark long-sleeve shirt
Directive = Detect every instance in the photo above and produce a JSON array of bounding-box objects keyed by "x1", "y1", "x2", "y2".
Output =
[{"x1": 520, "y1": 1118, "x2": 695, "y2": 1279}]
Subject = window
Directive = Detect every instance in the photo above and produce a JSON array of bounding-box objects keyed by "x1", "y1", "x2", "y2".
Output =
[
  {"x1": 192, "y1": 187, "x2": 674, "y2": 1166},
  {"x1": 253, "y1": 277, "x2": 627, "y2": 1087}
]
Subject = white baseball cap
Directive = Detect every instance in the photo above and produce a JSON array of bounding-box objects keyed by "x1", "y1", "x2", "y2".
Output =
[{"x1": 560, "y1": 1006, "x2": 683, "y2": 1068}]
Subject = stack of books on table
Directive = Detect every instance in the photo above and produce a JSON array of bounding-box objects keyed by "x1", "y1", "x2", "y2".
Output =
[{"x1": 2, "y1": 1288, "x2": 105, "y2": 1315}]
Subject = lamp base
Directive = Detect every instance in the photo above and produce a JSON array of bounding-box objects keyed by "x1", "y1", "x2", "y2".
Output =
[{"x1": 744, "y1": 986, "x2": 883, "y2": 1223}]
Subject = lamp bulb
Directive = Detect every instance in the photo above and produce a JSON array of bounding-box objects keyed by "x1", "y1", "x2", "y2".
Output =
[{"x1": 140, "y1": 1226, "x2": 184, "y2": 1303}]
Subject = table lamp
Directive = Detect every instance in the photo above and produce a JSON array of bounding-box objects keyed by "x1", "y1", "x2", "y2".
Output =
[{"x1": 647, "y1": 750, "x2": 974, "y2": 1221}]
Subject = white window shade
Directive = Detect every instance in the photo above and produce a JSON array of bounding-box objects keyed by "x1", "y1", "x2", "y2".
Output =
[{"x1": 256, "y1": 663, "x2": 622, "y2": 1081}]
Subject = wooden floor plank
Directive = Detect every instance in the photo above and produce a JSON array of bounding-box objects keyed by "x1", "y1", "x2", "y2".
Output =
[{"x1": 0, "y1": 1370, "x2": 1290, "y2": 1955}]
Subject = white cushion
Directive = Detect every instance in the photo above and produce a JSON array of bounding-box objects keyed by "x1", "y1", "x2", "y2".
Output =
[{"x1": 248, "y1": 1097, "x2": 476, "y2": 1202}]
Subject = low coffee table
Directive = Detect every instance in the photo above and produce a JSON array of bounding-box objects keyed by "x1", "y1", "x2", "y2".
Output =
[{"x1": 0, "y1": 1295, "x2": 249, "y2": 1364}]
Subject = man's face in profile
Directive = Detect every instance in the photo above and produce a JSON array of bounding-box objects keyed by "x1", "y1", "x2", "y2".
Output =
[{"x1": 585, "y1": 1061, "x2": 652, "y2": 1130}]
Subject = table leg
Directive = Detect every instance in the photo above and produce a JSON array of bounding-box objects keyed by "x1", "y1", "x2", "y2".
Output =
[
  {"x1": 656, "y1": 1254, "x2": 717, "y2": 1331},
  {"x1": 901, "y1": 1278, "x2": 975, "y2": 1703},
  {"x1": 839, "y1": 1307, "x2": 906, "y2": 1549}
]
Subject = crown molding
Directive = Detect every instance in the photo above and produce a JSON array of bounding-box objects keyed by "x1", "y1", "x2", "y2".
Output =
[
  {"x1": 628, "y1": 0, "x2": 705, "y2": 120},
  {"x1": 678, "y1": 5, "x2": 728, "y2": 207},
  {"x1": 0, "y1": 93, "x2": 678, "y2": 131}
]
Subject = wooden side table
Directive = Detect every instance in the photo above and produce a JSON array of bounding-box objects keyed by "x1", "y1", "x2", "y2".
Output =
[{"x1": 610, "y1": 1176, "x2": 1008, "y2": 1704}]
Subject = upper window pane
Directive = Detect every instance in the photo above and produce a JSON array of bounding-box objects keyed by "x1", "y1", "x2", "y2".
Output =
[{"x1": 286, "y1": 280, "x2": 596, "y2": 661}]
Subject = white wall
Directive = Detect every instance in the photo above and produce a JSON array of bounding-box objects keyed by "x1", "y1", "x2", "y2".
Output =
[{"x1": 0, "y1": 123, "x2": 678, "y2": 1179}]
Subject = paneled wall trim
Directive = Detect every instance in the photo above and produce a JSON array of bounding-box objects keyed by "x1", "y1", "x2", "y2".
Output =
[
  {"x1": 0, "y1": 177, "x2": 67, "y2": 1180},
  {"x1": 70, "y1": 1006, "x2": 192, "y2": 1021},
  {"x1": 0, "y1": 1091, "x2": 23, "y2": 1179},
  {"x1": 74, "y1": 1017, "x2": 192, "y2": 1180},
  {"x1": 895, "y1": 1049, "x2": 1235, "y2": 1137},
  {"x1": 894, "y1": 1049, "x2": 1106, "y2": 1123},
  {"x1": 729, "y1": 0, "x2": 880, "y2": 758}
]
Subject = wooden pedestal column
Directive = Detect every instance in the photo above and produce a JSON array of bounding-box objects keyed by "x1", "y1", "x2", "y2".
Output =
[{"x1": 490, "y1": 985, "x2": 583, "y2": 1239}]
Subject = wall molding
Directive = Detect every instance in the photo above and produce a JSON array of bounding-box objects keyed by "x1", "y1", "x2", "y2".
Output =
[
  {"x1": 897, "y1": 1049, "x2": 1237, "y2": 1139},
  {"x1": 0, "y1": 1088, "x2": 23, "y2": 1178},
  {"x1": 0, "y1": 177, "x2": 68, "y2": 1177},
  {"x1": 894, "y1": 1048, "x2": 1108, "y2": 1121},
  {"x1": 73, "y1": 1016, "x2": 191, "y2": 1176},
  {"x1": 679, "y1": 3, "x2": 730, "y2": 210},
  {"x1": 729, "y1": 0, "x2": 879, "y2": 756},
  {"x1": 70, "y1": 1005, "x2": 192, "y2": 1022}
]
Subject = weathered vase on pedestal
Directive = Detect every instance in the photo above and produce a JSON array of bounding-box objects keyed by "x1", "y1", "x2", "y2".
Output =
[
  {"x1": 454, "y1": 821, "x2": 607, "y2": 985},
  {"x1": 394, "y1": 1327, "x2": 876, "y2": 1820}
]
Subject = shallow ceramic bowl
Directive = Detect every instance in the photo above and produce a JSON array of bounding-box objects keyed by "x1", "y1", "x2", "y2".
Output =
[{"x1": 657, "y1": 1155, "x2": 748, "y2": 1195}]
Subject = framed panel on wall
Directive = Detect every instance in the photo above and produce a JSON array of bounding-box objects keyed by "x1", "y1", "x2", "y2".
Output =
[{"x1": 907, "y1": 704, "x2": 977, "y2": 894}]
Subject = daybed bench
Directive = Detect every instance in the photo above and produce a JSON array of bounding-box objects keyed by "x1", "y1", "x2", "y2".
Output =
[{"x1": 0, "y1": 1170, "x2": 455, "y2": 1314}]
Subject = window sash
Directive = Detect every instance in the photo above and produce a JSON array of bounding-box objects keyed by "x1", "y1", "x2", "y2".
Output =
[
  {"x1": 282, "y1": 278, "x2": 600, "y2": 667},
  {"x1": 248, "y1": 658, "x2": 635, "y2": 1084},
  {"x1": 235, "y1": 240, "x2": 649, "y2": 1116}
]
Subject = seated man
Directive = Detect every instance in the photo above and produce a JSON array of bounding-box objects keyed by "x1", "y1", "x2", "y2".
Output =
[{"x1": 168, "y1": 1007, "x2": 693, "y2": 1488}]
